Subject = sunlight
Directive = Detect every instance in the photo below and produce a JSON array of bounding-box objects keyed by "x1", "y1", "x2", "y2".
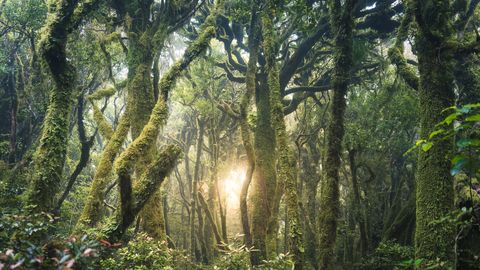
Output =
[{"x1": 222, "y1": 167, "x2": 245, "y2": 208}]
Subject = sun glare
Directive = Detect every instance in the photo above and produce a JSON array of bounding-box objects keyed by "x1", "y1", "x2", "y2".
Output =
[{"x1": 222, "y1": 168, "x2": 245, "y2": 208}]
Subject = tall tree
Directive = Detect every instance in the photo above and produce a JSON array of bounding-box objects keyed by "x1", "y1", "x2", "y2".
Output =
[
  {"x1": 261, "y1": 0, "x2": 304, "y2": 268},
  {"x1": 26, "y1": 0, "x2": 100, "y2": 212},
  {"x1": 411, "y1": 0, "x2": 456, "y2": 267},
  {"x1": 317, "y1": 0, "x2": 357, "y2": 269},
  {"x1": 76, "y1": 0, "x2": 200, "y2": 232}
]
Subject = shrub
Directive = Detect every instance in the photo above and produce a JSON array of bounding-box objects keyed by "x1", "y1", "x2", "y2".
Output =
[
  {"x1": 100, "y1": 233, "x2": 172, "y2": 270},
  {"x1": 359, "y1": 241, "x2": 414, "y2": 270}
]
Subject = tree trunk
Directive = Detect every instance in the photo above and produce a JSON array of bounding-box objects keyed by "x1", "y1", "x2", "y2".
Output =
[
  {"x1": 317, "y1": 1, "x2": 357, "y2": 269},
  {"x1": 301, "y1": 141, "x2": 321, "y2": 270},
  {"x1": 75, "y1": 112, "x2": 130, "y2": 230},
  {"x1": 27, "y1": 0, "x2": 100, "y2": 212},
  {"x1": 192, "y1": 118, "x2": 206, "y2": 262},
  {"x1": 7, "y1": 45, "x2": 17, "y2": 164},
  {"x1": 108, "y1": 145, "x2": 182, "y2": 242},
  {"x1": 412, "y1": 1, "x2": 456, "y2": 267},
  {"x1": 250, "y1": 76, "x2": 277, "y2": 265},
  {"x1": 261, "y1": 2, "x2": 304, "y2": 268},
  {"x1": 56, "y1": 95, "x2": 94, "y2": 212},
  {"x1": 347, "y1": 148, "x2": 368, "y2": 257},
  {"x1": 241, "y1": 2, "x2": 259, "y2": 254}
]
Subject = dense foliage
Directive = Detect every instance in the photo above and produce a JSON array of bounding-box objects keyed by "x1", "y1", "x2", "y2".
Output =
[{"x1": 1, "y1": 0, "x2": 479, "y2": 269}]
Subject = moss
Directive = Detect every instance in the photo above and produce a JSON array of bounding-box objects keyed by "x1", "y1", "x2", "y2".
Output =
[
  {"x1": 138, "y1": 190, "x2": 167, "y2": 241},
  {"x1": 239, "y1": 4, "x2": 259, "y2": 260},
  {"x1": 86, "y1": 86, "x2": 116, "y2": 141},
  {"x1": 413, "y1": 1, "x2": 456, "y2": 268},
  {"x1": 87, "y1": 86, "x2": 116, "y2": 101},
  {"x1": 318, "y1": 1, "x2": 356, "y2": 269},
  {"x1": 388, "y1": 47, "x2": 419, "y2": 90},
  {"x1": 115, "y1": 0, "x2": 224, "y2": 175},
  {"x1": 112, "y1": 2, "x2": 222, "y2": 239},
  {"x1": 250, "y1": 79, "x2": 277, "y2": 264},
  {"x1": 91, "y1": 103, "x2": 114, "y2": 140},
  {"x1": 261, "y1": 2, "x2": 303, "y2": 268},
  {"x1": 114, "y1": 99, "x2": 168, "y2": 176},
  {"x1": 157, "y1": 26, "x2": 216, "y2": 100},
  {"x1": 107, "y1": 145, "x2": 182, "y2": 242},
  {"x1": 122, "y1": 6, "x2": 163, "y2": 238},
  {"x1": 132, "y1": 145, "x2": 182, "y2": 209},
  {"x1": 75, "y1": 112, "x2": 130, "y2": 230},
  {"x1": 127, "y1": 63, "x2": 155, "y2": 138},
  {"x1": 387, "y1": 1, "x2": 420, "y2": 91},
  {"x1": 27, "y1": 78, "x2": 74, "y2": 211},
  {"x1": 27, "y1": 0, "x2": 76, "y2": 212},
  {"x1": 27, "y1": 0, "x2": 101, "y2": 213}
]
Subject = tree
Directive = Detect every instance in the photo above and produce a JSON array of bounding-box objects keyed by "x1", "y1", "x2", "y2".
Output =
[
  {"x1": 26, "y1": 0, "x2": 101, "y2": 212},
  {"x1": 411, "y1": 1, "x2": 456, "y2": 267},
  {"x1": 317, "y1": 0, "x2": 357, "y2": 269}
]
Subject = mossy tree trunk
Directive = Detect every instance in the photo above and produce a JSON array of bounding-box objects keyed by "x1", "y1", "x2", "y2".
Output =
[
  {"x1": 301, "y1": 139, "x2": 321, "y2": 270},
  {"x1": 27, "y1": 0, "x2": 100, "y2": 212},
  {"x1": 317, "y1": 0, "x2": 357, "y2": 269},
  {"x1": 241, "y1": 2, "x2": 260, "y2": 255},
  {"x1": 109, "y1": 3, "x2": 222, "y2": 241},
  {"x1": 75, "y1": 111, "x2": 131, "y2": 230},
  {"x1": 77, "y1": 0, "x2": 222, "y2": 237},
  {"x1": 55, "y1": 94, "x2": 96, "y2": 213},
  {"x1": 250, "y1": 74, "x2": 277, "y2": 265},
  {"x1": 108, "y1": 145, "x2": 182, "y2": 242},
  {"x1": 412, "y1": 0, "x2": 456, "y2": 267},
  {"x1": 192, "y1": 118, "x2": 209, "y2": 263},
  {"x1": 261, "y1": 1, "x2": 304, "y2": 268},
  {"x1": 122, "y1": 0, "x2": 170, "y2": 240},
  {"x1": 347, "y1": 148, "x2": 368, "y2": 257}
]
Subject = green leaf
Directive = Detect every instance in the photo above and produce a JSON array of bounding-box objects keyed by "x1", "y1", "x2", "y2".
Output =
[
  {"x1": 464, "y1": 103, "x2": 480, "y2": 108},
  {"x1": 451, "y1": 155, "x2": 464, "y2": 165},
  {"x1": 422, "y1": 142, "x2": 433, "y2": 152},
  {"x1": 451, "y1": 156, "x2": 468, "y2": 176},
  {"x1": 414, "y1": 258, "x2": 423, "y2": 266},
  {"x1": 443, "y1": 112, "x2": 460, "y2": 125},
  {"x1": 458, "y1": 106, "x2": 472, "y2": 114},
  {"x1": 441, "y1": 106, "x2": 456, "y2": 113},
  {"x1": 456, "y1": 138, "x2": 480, "y2": 148},
  {"x1": 465, "y1": 114, "x2": 480, "y2": 122},
  {"x1": 429, "y1": 129, "x2": 445, "y2": 139}
]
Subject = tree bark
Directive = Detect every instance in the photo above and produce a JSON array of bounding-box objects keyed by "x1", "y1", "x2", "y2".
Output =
[
  {"x1": 241, "y1": 2, "x2": 259, "y2": 255},
  {"x1": 27, "y1": 0, "x2": 101, "y2": 212},
  {"x1": 261, "y1": 1, "x2": 304, "y2": 268},
  {"x1": 108, "y1": 145, "x2": 182, "y2": 242},
  {"x1": 412, "y1": 1, "x2": 456, "y2": 267},
  {"x1": 56, "y1": 95, "x2": 95, "y2": 212},
  {"x1": 347, "y1": 148, "x2": 368, "y2": 257},
  {"x1": 317, "y1": 1, "x2": 357, "y2": 269},
  {"x1": 250, "y1": 75, "x2": 277, "y2": 265}
]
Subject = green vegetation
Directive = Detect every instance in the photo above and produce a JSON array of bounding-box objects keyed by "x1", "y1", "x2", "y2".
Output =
[{"x1": 1, "y1": 0, "x2": 480, "y2": 269}]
